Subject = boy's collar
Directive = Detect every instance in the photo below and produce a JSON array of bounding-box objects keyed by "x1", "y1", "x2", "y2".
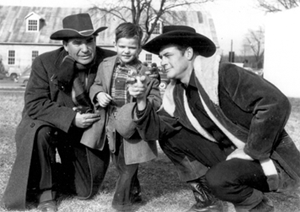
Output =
[{"x1": 116, "y1": 57, "x2": 140, "y2": 67}]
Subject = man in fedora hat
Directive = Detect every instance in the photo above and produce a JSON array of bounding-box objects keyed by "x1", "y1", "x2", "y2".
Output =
[
  {"x1": 125, "y1": 25, "x2": 300, "y2": 212},
  {"x1": 2, "y1": 13, "x2": 115, "y2": 212}
]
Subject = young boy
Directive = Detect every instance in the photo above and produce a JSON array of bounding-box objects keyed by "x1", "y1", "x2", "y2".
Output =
[{"x1": 89, "y1": 22, "x2": 161, "y2": 211}]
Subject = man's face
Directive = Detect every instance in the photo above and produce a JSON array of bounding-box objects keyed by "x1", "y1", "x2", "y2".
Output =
[
  {"x1": 63, "y1": 36, "x2": 96, "y2": 65},
  {"x1": 114, "y1": 37, "x2": 141, "y2": 64},
  {"x1": 159, "y1": 45, "x2": 189, "y2": 81}
]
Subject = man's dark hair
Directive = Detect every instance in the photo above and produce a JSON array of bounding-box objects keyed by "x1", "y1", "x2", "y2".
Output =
[{"x1": 115, "y1": 22, "x2": 143, "y2": 46}]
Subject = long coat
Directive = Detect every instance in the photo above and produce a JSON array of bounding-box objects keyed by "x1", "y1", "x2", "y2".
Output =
[
  {"x1": 2, "y1": 47, "x2": 115, "y2": 210},
  {"x1": 89, "y1": 55, "x2": 161, "y2": 164},
  {"x1": 136, "y1": 58, "x2": 300, "y2": 192}
]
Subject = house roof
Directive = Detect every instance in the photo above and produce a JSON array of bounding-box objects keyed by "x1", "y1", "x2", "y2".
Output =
[
  {"x1": 0, "y1": 6, "x2": 114, "y2": 45},
  {"x1": 0, "y1": 5, "x2": 219, "y2": 47}
]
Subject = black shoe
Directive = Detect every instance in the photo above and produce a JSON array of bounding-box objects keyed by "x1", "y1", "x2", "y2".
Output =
[{"x1": 187, "y1": 176, "x2": 223, "y2": 212}]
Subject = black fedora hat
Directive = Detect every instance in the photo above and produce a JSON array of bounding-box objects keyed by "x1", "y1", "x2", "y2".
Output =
[
  {"x1": 143, "y1": 25, "x2": 216, "y2": 57},
  {"x1": 50, "y1": 13, "x2": 107, "y2": 40}
]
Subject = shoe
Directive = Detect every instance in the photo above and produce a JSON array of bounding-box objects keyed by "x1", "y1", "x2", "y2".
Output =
[
  {"x1": 37, "y1": 200, "x2": 57, "y2": 212},
  {"x1": 187, "y1": 176, "x2": 223, "y2": 212},
  {"x1": 250, "y1": 196, "x2": 274, "y2": 212}
]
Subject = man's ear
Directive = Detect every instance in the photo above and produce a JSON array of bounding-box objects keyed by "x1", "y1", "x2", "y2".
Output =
[{"x1": 184, "y1": 47, "x2": 194, "y2": 61}]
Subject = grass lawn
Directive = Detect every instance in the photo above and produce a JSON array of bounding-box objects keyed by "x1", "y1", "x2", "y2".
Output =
[{"x1": 0, "y1": 90, "x2": 299, "y2": 212}]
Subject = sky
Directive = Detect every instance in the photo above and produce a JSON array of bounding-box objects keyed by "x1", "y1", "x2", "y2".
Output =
[
  {"x1": 203, "y1": 0, "x2": 266, "y2": 54},
  {"x1": 0, "y1": 0, "x2": 267, "y2": 54}
]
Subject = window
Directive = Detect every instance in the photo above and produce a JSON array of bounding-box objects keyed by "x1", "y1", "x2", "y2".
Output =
[
  {"x1": 25, "y1": 12, "x2": 42, "y2": 32},
  {"x1": 32, "y1": 50, "x2": 39, "y2": 62},
  {"x1": 27, "y1": 19, "x2": 38, "y2": 31},
  {"x1": 145, "y1": 54, "x2": 152, "y2": 63},
  {"x1": 8, "y1": 50, "x2": 15, "y2": 65}
]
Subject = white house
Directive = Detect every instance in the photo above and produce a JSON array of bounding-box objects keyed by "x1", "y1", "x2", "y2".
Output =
[{"x1": 0, "y1": 6, "x2": 219, "y2": 79}]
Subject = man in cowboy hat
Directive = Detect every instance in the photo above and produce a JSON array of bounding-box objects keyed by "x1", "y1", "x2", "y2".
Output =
[
  {"x1": 125, "y1": 25, "x2": 300, "y2": 212},
  {"x1": 2, "y1": 13, "x2": 115, "y2": 212}
]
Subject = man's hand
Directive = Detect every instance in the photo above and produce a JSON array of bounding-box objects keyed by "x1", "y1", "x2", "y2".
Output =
[
  {"x1": 226, "y1": 148, "x2": 253, "y2": 161},
  {"x1": 73, "y1": 113, "x2": 101, "y2": 128},
  {"x1": 96, "y1": 92, "x2": 112, "y2": 107},
  {"x1": 127, "y1": 75, "x2": 147, "y2": 99},
  {"x1": 127, "y1": 75, "x2": 148, "y2": 111}
]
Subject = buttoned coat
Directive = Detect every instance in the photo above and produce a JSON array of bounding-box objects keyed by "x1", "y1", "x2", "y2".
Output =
[
  {"x1": 2, "y1": 47, "x2": 115, "y2": 210},
  {"x1": 89, "y1": 55, "x2": 161, "y2": 164}
]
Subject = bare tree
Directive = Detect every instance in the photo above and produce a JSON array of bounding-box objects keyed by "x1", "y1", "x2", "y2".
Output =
[
  {"x1": 89, "y1": 0, "x2": 214, "y2": 44},
  {"x1": 257, "y1": 0, "x2": 299, "y2": 12},
  {"x1": 243, "y1": 27, "x2": 265, "y2": 68}
]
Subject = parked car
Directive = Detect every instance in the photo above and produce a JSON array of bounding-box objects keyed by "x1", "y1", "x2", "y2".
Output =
[
  {"x1": 17, "y1": 66, "x2": 31, "y2": 86},
  {"x1": 7, "y1": 66, "x2": 22, "y2": 81}
]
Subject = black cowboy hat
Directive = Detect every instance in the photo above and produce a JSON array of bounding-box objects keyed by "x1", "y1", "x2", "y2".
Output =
[
  {"x1": 143, "y1": 25, "x2": 216, "y2": 57},
  {"x1": 50, "y1": 13, "x2": 107, "y2": 40}
]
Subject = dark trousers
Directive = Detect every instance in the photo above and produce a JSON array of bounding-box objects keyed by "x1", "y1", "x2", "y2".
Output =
[
  {"x1": 111, "y1": 134, "x2": 140, "y2": 210},
  {"x1": 159, "y1": 127, "x2": 270, "y2": 209},
  {"x1": 159, "y1": 127, "x2": 229, "y2": 182},
  {"x1": 206, "y1": 159, "x2": 269, "y2": 209},
  {"x1": 27, "y1": 126, "x2": 110, "y2": 203}
]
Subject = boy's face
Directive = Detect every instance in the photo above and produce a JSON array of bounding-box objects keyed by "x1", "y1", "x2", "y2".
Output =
[{"x1": 114, "y1": 37, "x2": 141, "y2": 64}]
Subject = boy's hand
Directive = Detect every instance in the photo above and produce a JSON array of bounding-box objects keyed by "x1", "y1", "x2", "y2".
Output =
[{"x1": 96, "y1": 92, "x2": 112, "y2": 107}]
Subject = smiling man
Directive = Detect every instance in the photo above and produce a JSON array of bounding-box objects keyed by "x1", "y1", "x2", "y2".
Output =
[{"x1": 2, "y1": 13, "x2": 115, "y2": 212}]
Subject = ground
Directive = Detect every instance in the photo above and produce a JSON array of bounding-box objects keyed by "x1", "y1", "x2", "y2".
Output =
[{"x1": 0, "y1": 90, "x2": 299, "y2": 212}]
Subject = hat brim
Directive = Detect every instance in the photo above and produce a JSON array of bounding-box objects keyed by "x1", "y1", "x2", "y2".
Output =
[
  {"x1": 143, "y1": 30, "x2": 216, "y2": 57},
  {"x1": 50, "y1": 26, "x2": 107, "y2": 40}
]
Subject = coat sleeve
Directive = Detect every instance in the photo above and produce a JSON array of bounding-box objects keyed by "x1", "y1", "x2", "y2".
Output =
[
  {"x1": 24, "y1": 55, "x2": 76, "y2": 133},
  {"x1": 135, "y1": 101, "x2": 182, "y2": 141},
  {"x1": 145, "y1": 77, "x2": 162, "y2": 111},
  {"x1": 139, "y1": 65, "x2": 162, "y2": 111},
  {"x1": 219, "y1": 64, "x2": 291, "y2": 160},
  {"x1": 89, "y1": 61, "x2": 106, "y2": 105}
]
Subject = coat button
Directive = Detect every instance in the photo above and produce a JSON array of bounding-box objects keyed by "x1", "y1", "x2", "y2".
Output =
[{"x1": 30, "y1": 123, "x2": 35, "y2": 128}]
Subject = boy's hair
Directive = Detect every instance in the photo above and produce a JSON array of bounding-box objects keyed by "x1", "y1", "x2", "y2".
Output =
[{"x1": 115, "y1": 22, "x2": 143, "y2": 45}]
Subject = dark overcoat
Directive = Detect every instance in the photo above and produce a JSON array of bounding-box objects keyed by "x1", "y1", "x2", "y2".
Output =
[
  {"x1": 136, "y1": 62, "x2": 300, "y2": 192},
  {"x1": 2, "y1": 47, "x2": 115, "y2": 210}
]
